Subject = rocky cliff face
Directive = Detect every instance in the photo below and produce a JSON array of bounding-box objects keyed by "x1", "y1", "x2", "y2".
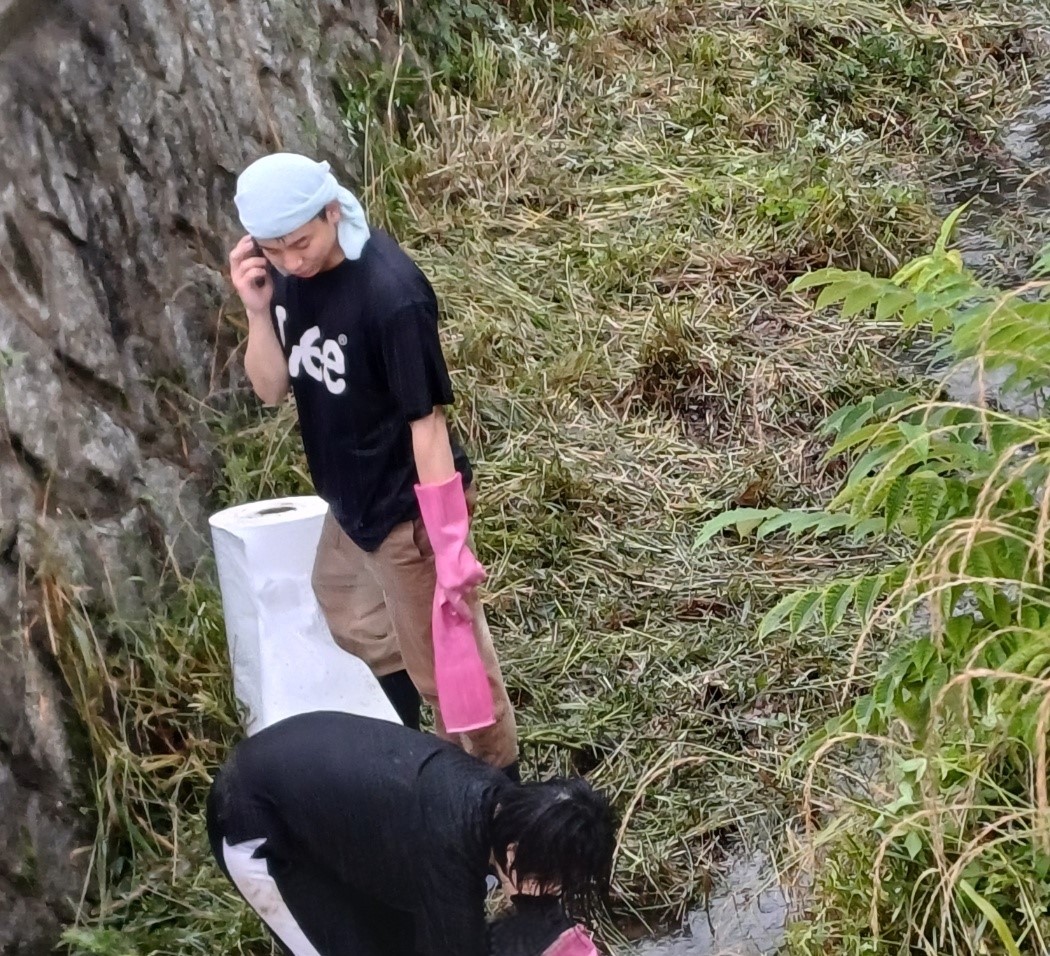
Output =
[{"x1": 0, "y1": 0, "x2": 395, "y2": 949}]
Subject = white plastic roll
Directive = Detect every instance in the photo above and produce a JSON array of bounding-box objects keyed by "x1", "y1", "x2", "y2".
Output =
[{"x1": 209, "y1": 496, "x2": 400, "y2": 734}]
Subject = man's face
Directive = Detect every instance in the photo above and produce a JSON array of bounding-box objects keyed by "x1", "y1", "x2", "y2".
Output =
[{"x1": 257, "y1": 205, "x2": 343, "y2": 279}]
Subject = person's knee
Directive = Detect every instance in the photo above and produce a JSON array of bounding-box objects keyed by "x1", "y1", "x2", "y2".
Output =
[
  {"x1": 311, "y1": 563, "x2": 336, "y2": 609},
  {"x1": 318, "y1": 612, "x2": 399, "y2": 667},
  {"x1": 310, "y1": 569, "x2": 324, "y2": 604}
]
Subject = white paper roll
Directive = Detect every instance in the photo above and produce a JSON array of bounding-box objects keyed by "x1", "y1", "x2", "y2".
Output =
[{"x1": 209, "y1": 496, "x2": 400, "y2": 734}]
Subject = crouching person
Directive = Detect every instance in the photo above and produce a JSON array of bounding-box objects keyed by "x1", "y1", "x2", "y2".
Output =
[{"x1": 206, "y1": 711, "x2": 617, "y2": 956}]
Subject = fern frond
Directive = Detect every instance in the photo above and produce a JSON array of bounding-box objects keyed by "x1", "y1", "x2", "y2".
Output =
[{"x1": 695, "y1": 507, "x2": 780, "y2": 545}]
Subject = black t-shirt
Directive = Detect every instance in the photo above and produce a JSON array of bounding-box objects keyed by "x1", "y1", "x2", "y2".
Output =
[
  {"x1": 270, "y1": 228, "x2": 472, "y2": 551},
  {"x1": 210, "y1": 711, "x2": 509, "y2": 956}
]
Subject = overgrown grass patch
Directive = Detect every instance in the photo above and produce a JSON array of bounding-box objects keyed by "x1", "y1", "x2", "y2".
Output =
[
  {"x1": 724, "y1": 223, "x2": 1050, "y2": 954},
  {"x1": 55, "y1": 1, "x2": 1050, "y2": 952}
]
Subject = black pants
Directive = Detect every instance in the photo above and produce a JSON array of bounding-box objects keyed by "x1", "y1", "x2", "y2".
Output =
[{"x1": 206, "y1": 775, "x2": 415, "y2": 956}]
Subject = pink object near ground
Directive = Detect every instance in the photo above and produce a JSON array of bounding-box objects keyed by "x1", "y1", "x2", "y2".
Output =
[
  {"x1": 415, "y1": 473, "x2": 495, "y2": 732},
  {"x1": 545, "y1": 925, "x2": 600, "y2": 956},
  {"x1": 432, "y1": 591, "x2": 496, "y2": 732}
]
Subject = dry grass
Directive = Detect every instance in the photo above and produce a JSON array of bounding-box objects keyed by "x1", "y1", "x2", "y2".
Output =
[
  {"x1": 55, "y1": 1, "x2": 1050, "y2": 952},
  {"x1": 352, "y1": 0, "x2": 1043, "y2": 922}
]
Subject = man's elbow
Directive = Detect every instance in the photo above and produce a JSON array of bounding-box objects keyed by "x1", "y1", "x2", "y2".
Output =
[
  {"x1": 255, "y1": 380, "x2": 288, "y2": 406},
  {"x1": 245, "y1": 358, "x2": 288, "y2": 406},
  {"x1": 246, "y1": 372, "x2": 287, "y2": 406}
]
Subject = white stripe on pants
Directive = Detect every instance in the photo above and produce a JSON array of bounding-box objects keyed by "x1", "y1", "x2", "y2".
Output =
[{"x1": 223, "y1": 837, "x2": 323, "y2": 956}]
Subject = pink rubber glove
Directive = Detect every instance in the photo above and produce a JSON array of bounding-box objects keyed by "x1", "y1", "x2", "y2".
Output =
[
  {"x1": 415, "y1": 472, "x2": 495, "y2": 733},
  {"x1": 414, "y1": 472, "x2": 486, "y2": 620},
  {"x1": 432, "y1": 589, "x2": 496, "y2": 732}
]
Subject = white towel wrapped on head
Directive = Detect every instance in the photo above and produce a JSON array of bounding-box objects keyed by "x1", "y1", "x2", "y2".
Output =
[{"x1": 234, "y1": 152, "x2": 370, "y2": 260}]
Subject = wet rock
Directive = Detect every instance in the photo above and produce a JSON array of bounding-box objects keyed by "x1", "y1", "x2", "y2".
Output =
[{"x1": 0, "y1": 0, "x2": 401, "y2": 949}]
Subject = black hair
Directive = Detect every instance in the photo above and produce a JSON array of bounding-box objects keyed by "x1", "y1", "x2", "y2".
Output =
[{"x1": 490, "y1": 776, "x2": 617, "y2": 924}]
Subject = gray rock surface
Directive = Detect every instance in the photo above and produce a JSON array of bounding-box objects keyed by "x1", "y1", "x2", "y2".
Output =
[{"x1": 0, "y1": 0, "x2": 398, "y2": 950}]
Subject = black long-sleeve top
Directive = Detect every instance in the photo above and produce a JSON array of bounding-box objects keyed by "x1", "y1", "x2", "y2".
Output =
[{"x1": 209, "y1": 711, "x2": 510, "y2": 956}]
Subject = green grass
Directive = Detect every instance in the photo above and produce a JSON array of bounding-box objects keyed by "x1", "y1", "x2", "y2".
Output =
[
  {"x1": 746, "y1": 230, "x2": 1050, "y2": 954},
  {"x1": 55, "y1": 1, "x2": 1049, "y2": 953}
]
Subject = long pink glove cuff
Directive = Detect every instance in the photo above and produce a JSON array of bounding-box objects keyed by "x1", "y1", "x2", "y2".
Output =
[
  {"x1": 432, "y1": 590, "x2": 495, "y2": 732},
  {"x1": 414, "y1": 472, "x2": 486, "y2": 592},
  {"x1": 416, "y1": 473, "x2": 495, "y2": 732}
]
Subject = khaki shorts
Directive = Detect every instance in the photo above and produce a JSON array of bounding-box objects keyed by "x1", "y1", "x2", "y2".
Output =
[{"x1": 310, "y1": 495, "x2": 518, "y2": 769}]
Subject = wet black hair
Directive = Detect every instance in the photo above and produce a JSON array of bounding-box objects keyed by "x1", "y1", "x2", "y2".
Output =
[{"x1": 490, "y1": 776, "x2": 617, "y2": 924}]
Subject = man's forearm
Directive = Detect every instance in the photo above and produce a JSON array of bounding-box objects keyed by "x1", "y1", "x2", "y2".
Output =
[
  {"x1": 411, "y1": 408, "x2": 457, "y2": 485},
  {"x1": 244, "y1": 309, "x2": 290, "y2": 405}
]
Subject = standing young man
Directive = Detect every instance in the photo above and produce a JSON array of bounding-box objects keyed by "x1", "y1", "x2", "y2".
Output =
[{"x1": 229, "y1": 152, "x2": 517, "y2": 775}]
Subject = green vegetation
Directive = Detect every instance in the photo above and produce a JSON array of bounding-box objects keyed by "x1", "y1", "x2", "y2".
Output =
[
  {"x1": 710, "y1": 219, "x2": 1050, "y2": 954},
  {"x1": 54, "y1": 1, "x2": 1048, "y2": 953}
]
